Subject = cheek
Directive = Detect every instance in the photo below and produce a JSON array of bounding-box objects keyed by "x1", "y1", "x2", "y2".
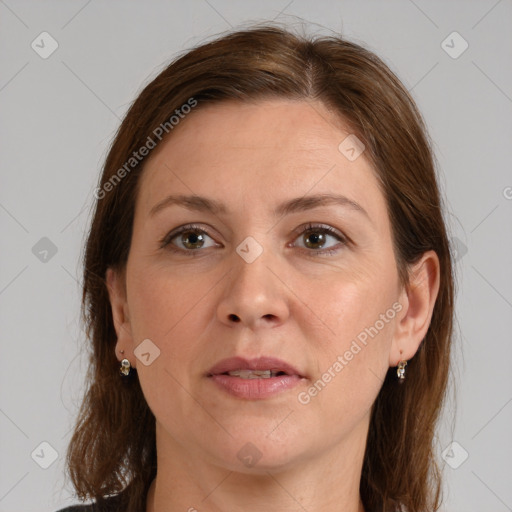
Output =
[
  {"x1": 126, "y1": 263, "x2": 215, "y2": 393},
  {"x1": 295, "y1": 258, "x2": 398, "y2": 347},
  {"x1": 295, "y1": 268, "x2": 398, "y2": 407},
  {"x1": 125, "y1": 266, "x2": 210, "y2": 431},
  {"x1": 127, "y1": 262, "x2": 209, "y2": 341},
  {"x1": 327, "y1": 281, "x2": 398, "y2": 351}
]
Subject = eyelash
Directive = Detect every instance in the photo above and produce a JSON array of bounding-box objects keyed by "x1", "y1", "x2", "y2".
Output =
[
  {"x1": 159, "y1": 223, "x2": 217, "y2": 256},
  {"x1": 159, "y1": 222, "x2": 348, "y2": 257},
  {"x1": 291, "y1": 223, "x2": 348, "y2": 255}
]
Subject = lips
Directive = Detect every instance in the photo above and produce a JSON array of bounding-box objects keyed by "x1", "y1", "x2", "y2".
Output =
[
  {"x1": 207, "y1": 356, "x2": 306, "y2": 400},
  {"x1": 207, "y1": 356, "x2": 305, "y2": 378}
]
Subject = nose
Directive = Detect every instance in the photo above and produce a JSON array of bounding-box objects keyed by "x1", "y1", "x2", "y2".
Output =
[{"x1": 216, "y1": 248, "x2": 290, "y2": 329}]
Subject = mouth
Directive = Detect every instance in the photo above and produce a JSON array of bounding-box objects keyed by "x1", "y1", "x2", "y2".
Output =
[
  {"x1": 219, "y1": 369, "x2": 289, "y2": 379},
  {"x1": 206, "y1": 356, "x2": 306, "y2": 400},
  {"x1": 207, "y1": 356, "x2": 305, "y2": 379}
]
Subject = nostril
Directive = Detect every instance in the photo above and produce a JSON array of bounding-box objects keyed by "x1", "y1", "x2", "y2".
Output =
[{"x1": 228, "y1": 314, "x2": 241, "y2": 322}]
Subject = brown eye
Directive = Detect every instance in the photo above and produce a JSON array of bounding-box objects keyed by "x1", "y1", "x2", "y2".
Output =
[
  {"x1": 303, "y1": 231, "x2": 327, "y2": 249},
  {"x1": 162, "y1": 225, "x2": 219, "y2": 253},
  {"x1": 180, "y1": 231, "x2": 205, "y2": 250},
  {"x1": 292, "y1": 224, "x2": 346, "y2": 255}
]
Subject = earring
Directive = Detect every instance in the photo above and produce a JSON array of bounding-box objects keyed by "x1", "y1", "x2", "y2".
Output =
[
  {"x1": 397, "y1": 360, "x2": 407, "y2": 383},
  {"x1": 120, "y1": 358, "x2": 132, "y2": 377}
]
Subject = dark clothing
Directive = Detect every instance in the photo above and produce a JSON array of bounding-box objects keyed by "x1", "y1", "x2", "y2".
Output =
[
  {"x1": 56, "y1": 506, "x2": 97, "y2": 512},
  {"x1": 55, "y1": 493, "x2": 125, "y2": 512}
]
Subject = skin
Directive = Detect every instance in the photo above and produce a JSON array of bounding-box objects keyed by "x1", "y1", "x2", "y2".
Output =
[{"x1": 107, "y1": 99, "x2": 440, "y2": 512}]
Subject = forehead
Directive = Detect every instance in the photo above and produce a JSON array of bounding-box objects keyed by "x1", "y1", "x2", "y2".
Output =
[{"x1": 137, "y1": 99, "x2": 387, "y2": 221}]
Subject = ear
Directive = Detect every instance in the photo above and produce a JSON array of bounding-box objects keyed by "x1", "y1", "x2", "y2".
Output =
[
  {"x1": 390, "y1": 250, "x2": 440, "y2": 366},
  {"x1": 106, "y1": 267, "x2": 136, "y2": 367}
]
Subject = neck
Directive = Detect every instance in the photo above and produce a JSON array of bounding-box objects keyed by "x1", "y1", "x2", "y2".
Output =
[{"x1": 146, "y1": 418, "x2": 369, "y2": 512}]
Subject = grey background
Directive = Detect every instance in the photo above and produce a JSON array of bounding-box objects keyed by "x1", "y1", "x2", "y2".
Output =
[{"x1": 1, "y1": 1, "x2": 511, "y2": 511}]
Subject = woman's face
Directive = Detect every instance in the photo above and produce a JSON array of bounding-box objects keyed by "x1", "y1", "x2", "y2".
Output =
[{"x1": 112, "y1": 99, "x2": 409, "y2": 472}]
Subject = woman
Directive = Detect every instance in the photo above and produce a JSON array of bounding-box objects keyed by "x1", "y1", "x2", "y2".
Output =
[{"x1": 59, "y1": 23, "x2": 454, "y2": 512}]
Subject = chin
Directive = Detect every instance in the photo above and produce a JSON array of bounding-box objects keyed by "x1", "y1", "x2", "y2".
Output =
[{"x1": 207, "y1": 430, "x2": 308, "y2": 474}]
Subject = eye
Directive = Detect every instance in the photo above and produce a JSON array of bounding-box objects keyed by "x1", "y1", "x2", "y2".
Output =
[
  {"x1": 291, "y1": 224, "x2": 347, "y2": 254},
  {"x1": 161, "y1": 224, "x2": 219, "y2": 253}
]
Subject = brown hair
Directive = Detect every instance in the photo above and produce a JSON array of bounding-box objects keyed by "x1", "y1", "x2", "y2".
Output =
[{"x1": 66, "y1": 23, "x2": 455, "y2": 512}]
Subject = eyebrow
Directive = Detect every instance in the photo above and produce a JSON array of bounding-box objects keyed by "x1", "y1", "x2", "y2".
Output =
[
  {"x1": 149, "y1": 193, "x2": 370, "y2": 221},
  {"x1": 150, "y1": 194, "x2": 228, "y2": 217},
  {"x1": 273, "y1": 193, "x2": 370, "y2": 220}
]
